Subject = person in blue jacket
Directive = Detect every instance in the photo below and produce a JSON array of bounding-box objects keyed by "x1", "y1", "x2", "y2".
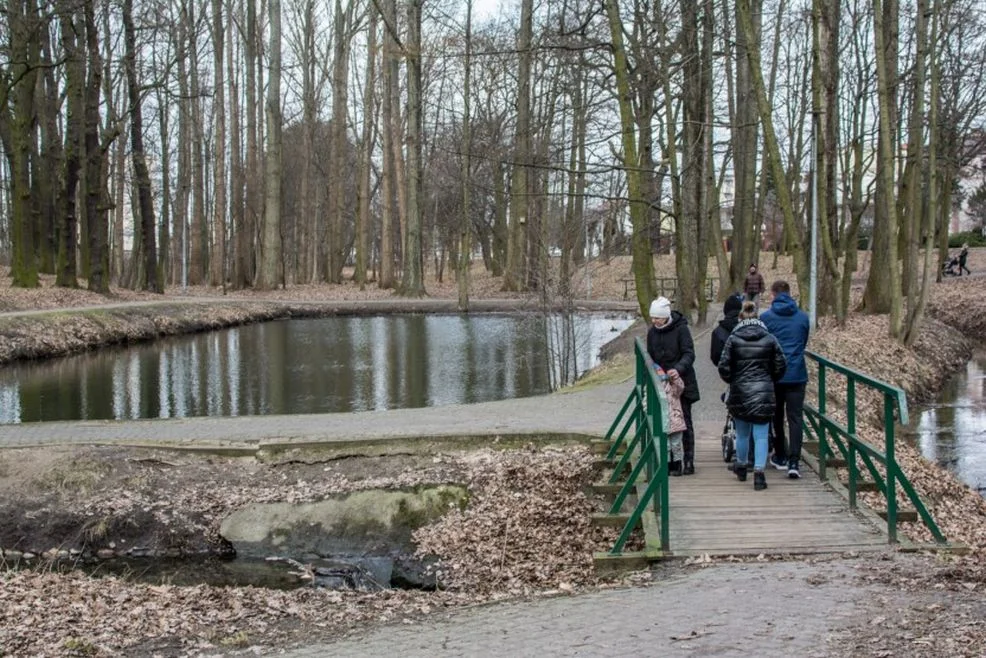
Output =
[{"x1": 759, "y1": 280, "x2": 811, "y2": 479}]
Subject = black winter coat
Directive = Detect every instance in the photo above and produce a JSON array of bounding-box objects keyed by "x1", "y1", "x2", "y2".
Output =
[
  {"x1": 647, "y1": 311, "x2": 700, "y2": 403},
  {"x1": 710, "y1": 313, "x2": 739, "y2": 366},
  {"x1": 717, "y1": 319, "x2": 787, "y2": 422}
]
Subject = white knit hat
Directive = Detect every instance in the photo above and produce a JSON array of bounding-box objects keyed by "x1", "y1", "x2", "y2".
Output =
[{"x1": 649, "y1": 296, "x2": 671, "y2": 319}]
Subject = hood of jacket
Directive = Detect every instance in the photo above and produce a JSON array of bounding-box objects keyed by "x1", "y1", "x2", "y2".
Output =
[
  {"x1": 768, "y1": 293, "x2": 800, "y2": 317},
  {"x1": 731, "y1": 318, "x2": 770, "y2": 341},
  {"x1": 717, "y1": 313, "x2": 739, "y2": 334}
]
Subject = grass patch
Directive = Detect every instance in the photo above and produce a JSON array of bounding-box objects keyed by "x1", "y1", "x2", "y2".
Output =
[
  {"x1": 560, "y1": 353, "x2": 633, "y2": 392},
  {"x1": 35, "y1": 458, "x2": 111, "y2": 494},
  {"x1": 219, "y1": 631, "x2": 250, "y2": 648},
  {"x1": 62, "y1": 637, "x2": 98, "y2": 656}
]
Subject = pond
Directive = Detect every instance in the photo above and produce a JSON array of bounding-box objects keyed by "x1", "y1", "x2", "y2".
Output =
[
  {"x1": 904, "y1": 351, "x2": 986, "y2": 497},
  {"x1": 0, "y1": 313, "x2": 634, "y2": 424}
]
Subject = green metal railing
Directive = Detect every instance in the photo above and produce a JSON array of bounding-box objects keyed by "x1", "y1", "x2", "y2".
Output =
[
  {"x1": 601, "y1": 337, "x2": 670, "y2": 554},
  {"x1": 803, "y1": 351, "x2": 945, "y2": 545}
]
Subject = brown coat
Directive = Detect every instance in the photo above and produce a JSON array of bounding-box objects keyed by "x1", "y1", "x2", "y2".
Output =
[{"x1": 743, "y1": 271, "x2": 765, "y2": 297}]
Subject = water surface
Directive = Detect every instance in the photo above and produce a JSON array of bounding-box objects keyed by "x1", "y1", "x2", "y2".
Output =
[
  {"x1": 905, "y1": 352, "x2": 986, "y2": 496},
  {"x1": 0, "y1": 313, "x2": 633, "y2": 424}
]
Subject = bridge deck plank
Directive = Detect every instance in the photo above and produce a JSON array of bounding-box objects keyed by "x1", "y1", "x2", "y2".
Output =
[{"x1": 665, "y1": 440, "x2": 887, "y2": 556}]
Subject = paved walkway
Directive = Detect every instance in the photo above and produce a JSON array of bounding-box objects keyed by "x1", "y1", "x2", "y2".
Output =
[{"x1": 284, "y1": 558, "x2": 882, "y2": 657}]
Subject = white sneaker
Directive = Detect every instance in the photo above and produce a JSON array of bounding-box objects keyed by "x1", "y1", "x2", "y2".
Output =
[{"x1": 769, "y1": 455, "x2": 788, "y2": 471}]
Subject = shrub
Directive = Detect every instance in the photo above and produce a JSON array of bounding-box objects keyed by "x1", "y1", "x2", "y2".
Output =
[{"x1": 947, "y1": 231, "x2": 986, "y2": 248}]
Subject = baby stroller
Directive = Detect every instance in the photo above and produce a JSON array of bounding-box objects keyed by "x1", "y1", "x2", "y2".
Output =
[{"x1": 942, "y1": 254, "x2": 960, "y2": 277}]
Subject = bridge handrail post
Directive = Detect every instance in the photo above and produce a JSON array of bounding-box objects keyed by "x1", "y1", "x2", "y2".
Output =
[
  {"x1": 884, "y1": 395, "x2": 898, "y2": 544},
  {"x1": 847, "y1": 379, "x2": 858, "y2": 510},
  {"x1": 817, "y1": 363, "x2": 828, "y2": 482}
]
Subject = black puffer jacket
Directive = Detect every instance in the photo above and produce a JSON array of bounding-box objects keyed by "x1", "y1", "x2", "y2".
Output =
[
  {"x1": 717, "y1": 318, "x2": 787, "y2": 422},
  {"x1": 646, "y1": 311, "x2": 700, "y2": 403}
]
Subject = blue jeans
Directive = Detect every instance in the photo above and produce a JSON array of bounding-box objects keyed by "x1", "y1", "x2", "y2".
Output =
[{"x1": 733, "y1": 418, "x2": 769, "y2": 472}]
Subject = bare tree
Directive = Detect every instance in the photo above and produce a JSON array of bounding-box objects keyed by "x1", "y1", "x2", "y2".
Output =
[
  {"x1": 257, "y1": 0, "x2": 284, "y2": 289},
  {"x1": 503, "y1": 0, "x2": 533, "y2": 292},
  {"x1": 400, "y1": 0, "x2": 426, "y2": 296},
  {"x1": 123, "y1": 0, "x2": 161, "y2": 292}
]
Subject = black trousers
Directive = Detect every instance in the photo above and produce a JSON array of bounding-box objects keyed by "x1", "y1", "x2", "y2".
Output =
[
  {"x1": 771, "y1": 382, "x2": 806, "y2": 462},
  {"x1": 682, "y1": 399, "x2": 695, "y2": 460}
]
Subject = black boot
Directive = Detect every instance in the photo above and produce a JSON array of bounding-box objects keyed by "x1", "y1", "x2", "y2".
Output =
[
  {"x1": 734, "y1": 464, "x2": 748, "y2": 482},
  {"x1": 754, "y1": 471, "x2": 768, "y2": 491},
  {"x1": 683, "y1": 457, "x2": 695, "y2": 475},
  {"x1": 669, "y1": 460, "x2": 683, "y2": 477}
]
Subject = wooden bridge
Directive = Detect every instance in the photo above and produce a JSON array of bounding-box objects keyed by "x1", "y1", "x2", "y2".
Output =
[{"x1": 593, "y1": 338, "x2": 948, "y2": 570}]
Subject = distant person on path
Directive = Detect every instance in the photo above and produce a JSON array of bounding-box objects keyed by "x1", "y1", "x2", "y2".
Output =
[
  {"x1": 647, "y1": 296, "x2": 700, "y2": 475},
  {"x1": 960, "y1": 243, "x2": 971, "y2": 276},
  {"x1": 653, "y1": 364, "x2": 689, "y2": 476},
  {"x1": 743, "y1": 264, "x2": 766, "y2": 309},
  {"x1": 717, "y1": 301, "x2": 787, "y2": 491},
  {"x1": 760, "y1": 280, "x2": 811, "y2": 479}
]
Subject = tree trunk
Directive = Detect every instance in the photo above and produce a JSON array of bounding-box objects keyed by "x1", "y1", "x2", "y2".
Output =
[
  {"x1": 378, "y1": 0, "x2": 400, "y2": 290},
  {"x1": 503, "y1": 0, "x2": 533, "y2": 293},
  {"x1": 327, "y1": 0, "x2": 354, "y2": 283},
  {"x1": 457, "y1": 0, "x2": 473, "y2": 311},
  {"x1": 736, "y1": 0, "x2": 808, "y2": 296},
  {"x1": 123, "y1": 0, "x2": 160, "y2": 292},
  {"x1": 867, "y1": 0, "x2": 904, "y2": 337},
  {"x1": 860, "y1": 0, "x2": 899, "y2": 317},
  {"x1": 903, "y1": 0, "x2": 939, "y2": 346},
  {"x1": 257, "y1": 0, "x2": 282, "y2": 289},
  {"x1": 606, "y1": 0, "x2": 654, "y2": 317},
  {"x1": 399, "y1": 0, "x2": 426, "y2": 296},
  {"x1": 356, "y1": 6, "x2": 377, "y2": 290},
  {"x1": 9, "y1": 0, "x2": 40, "y2": 288},
  {"x1": 677, "y1": 0, "x2": 707, "y2": 320},
  {"x1": 241, "y1": 0, "x2": 259, "y2": 288},
  {"x1": 730, "y1": 0, "x2": 761, "y2": 291},
  {"x1": 84, "y1": 0, "x2": 108, "y2": 293},
  {"x1": 188, "y1": 2, "x2": 206, "y2": 285},
  {"x1": 57, "y1": 1, "x2": 82, "y2": 289},
  {"x1": 210, "y1": 0, "x2": 227, "y2": 287}
]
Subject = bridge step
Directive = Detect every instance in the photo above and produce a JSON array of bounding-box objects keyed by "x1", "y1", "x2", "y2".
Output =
[
  {"x1": 853, "y1": 480, "x2": 881, "y2": 493},
  {"x1": 825, "y1": 458, "x2": 848, "y2": 468},
  {"x1": 878, "y1": 509, "x2": 918, "y2": 523},
  {"x1": 591, "y1": 512, "x2": 633, "y2": 528},
  {"x1": 590, "y1": 440, "x2": 625, "y2": 456},
  {"x1": 591, "y1": 483, "x2": 633, "y2": 496},
  {"x1": 592, "y1": 550, "x2": 663, "y2": 574}
]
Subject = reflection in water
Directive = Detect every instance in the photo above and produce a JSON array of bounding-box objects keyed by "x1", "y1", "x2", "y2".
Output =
[
  {"x1": 0, "y1": 313, "x2": 633, "y2": 424},
  {"x1": 908, "y1": 352, "x2": 986, "y2": 496}
]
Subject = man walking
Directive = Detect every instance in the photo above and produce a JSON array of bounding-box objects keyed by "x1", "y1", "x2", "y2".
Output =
[
  {"x1": 743, "y1": 264, "x2": 765, "y2": 310},
  {"x1": 760, "y1": 280, "x2": 810, "y2": 479}
]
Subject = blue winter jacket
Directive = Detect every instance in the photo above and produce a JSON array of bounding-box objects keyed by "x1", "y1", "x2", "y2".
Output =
[{"x1": 760, "y1": 293, "x2": 810, "y2": 384}]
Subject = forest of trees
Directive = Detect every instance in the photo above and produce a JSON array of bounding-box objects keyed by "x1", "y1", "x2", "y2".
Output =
[{"x1": 1, "y1": 0, "x2": 985, "y2": 342}]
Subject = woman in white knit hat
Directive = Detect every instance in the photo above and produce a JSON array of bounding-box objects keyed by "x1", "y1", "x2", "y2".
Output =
[{"x1": 646, "y1": 296, "x2": 700, "y2": 475}]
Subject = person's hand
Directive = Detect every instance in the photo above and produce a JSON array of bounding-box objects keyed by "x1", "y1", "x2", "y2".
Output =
[{"x1": 668, "y1": 369, "x2": 680, "y2": 380}]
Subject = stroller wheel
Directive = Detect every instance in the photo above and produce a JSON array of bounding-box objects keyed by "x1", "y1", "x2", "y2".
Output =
[{"x1": 721, "y1": 423, "x2": 735, "y2": 462}]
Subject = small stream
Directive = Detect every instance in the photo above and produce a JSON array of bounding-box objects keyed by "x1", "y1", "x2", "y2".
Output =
[{"x1": 904, "y1": 352, "x2": 986, "y2": 496}]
